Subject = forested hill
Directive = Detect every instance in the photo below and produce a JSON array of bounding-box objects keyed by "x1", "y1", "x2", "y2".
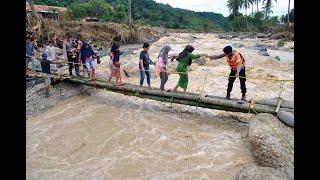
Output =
[{"x1": 30, "y1": 0, "x2": 231, "y2": 31}]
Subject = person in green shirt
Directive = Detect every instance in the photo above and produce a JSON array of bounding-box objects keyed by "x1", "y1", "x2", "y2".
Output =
[{"x1": 171, "y1": 45, "x2": 207, "y2": 93}]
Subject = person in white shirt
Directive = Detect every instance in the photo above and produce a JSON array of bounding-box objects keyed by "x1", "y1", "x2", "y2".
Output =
[{"x1": 46, "y1": 41, "x2": 57, "y2": 72}]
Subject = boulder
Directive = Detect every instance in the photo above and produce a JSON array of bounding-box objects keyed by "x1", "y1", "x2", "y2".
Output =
[
  {"x1": 248, "y1": 113, "x2": 294, "y2": 169},
  {"x1": 217, "y1": 34, "x2": 227, "y2": 39},
  {"x1": 237, "y1": 164, "x2": 293, "y2": 180},
  {"x1": 259, "y1": 51, "x2": 270, "y2": 56},
  {"x1": 257, "y1": 33, "x2": 266, "y2": 38},
  {"x1": 232, "y1": 43, "x2": 245, "y2": 48}
]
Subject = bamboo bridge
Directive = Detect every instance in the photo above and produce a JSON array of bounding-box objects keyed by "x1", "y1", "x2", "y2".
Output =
[{"x1": 27, "y1": 71, "x2": 294, "y2": 116}]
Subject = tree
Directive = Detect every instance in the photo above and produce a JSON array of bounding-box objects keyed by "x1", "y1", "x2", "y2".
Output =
[
  {"x1": 128, "y1": 0, "x2": 132, "y2": 25},
  {"x1": 242, "y1": 0, "x2": 251, "y2": 29},
  {"x1": 287, "y1": 0, "x2": 290, "y2": 24},
  {"x1": 227, "y1": 0, "x2": 243, "y2": 31},
  {"x1": 262, "y1": 0, "x2": 277, "y2": 19},
  {"x1": 255, "y1": 0, "x2": 261, "y2": 12},
  {"x1": 68, "y1": 0, "x2": 114, "y2": 21},
  {"x1": 114, "y1": 4, "x2": 127, "y2": 22},
  {"x1": 249, "y1": 0, "x2": 254, "y2": 14}
]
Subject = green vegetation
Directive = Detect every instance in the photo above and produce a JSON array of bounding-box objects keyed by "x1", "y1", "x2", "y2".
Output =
[
  {"x1": 29, "y1": 0, "x2": 230, "y2": 31},
  {"x1": 227, "y1": 0, "x2": 293, "y2": 31},
  {"x1": 29, "y1": 0, "x2": 293, "y2": 32},
  {"x1": 277, "y1": 39, "x2": 285, "y2": 47}
]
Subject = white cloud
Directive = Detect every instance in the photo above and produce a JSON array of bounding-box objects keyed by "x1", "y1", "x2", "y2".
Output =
[{"x1": 154, "y1": 0, "x2": 294, "y2": 17}]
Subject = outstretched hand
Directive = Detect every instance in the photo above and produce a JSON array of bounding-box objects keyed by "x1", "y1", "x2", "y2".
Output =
[
  {"x1": 170, "y1": 55, "x2": 177, "y2": 62},
  {"x1": 201, "y1": 54, "x2": 210, "y2": 58}
]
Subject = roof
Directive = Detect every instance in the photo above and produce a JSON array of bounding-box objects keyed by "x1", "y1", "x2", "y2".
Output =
[{"x1": 26, "y1": 2, "x2": 68, "y2": 13}]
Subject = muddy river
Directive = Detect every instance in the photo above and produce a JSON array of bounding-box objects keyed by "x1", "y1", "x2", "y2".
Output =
[{"x1": 26, "y1": 33, "x2": 293, "y2": 179}]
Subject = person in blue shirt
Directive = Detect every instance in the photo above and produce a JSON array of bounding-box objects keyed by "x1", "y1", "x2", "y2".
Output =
[{"x1": 26, "y1": 37, "x2": 37, "y2": 71}]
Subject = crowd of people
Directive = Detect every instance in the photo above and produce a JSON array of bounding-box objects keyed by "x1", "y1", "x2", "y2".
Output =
[{"x1": 26, "y1": 35, "x2": 247, "y2": 100}]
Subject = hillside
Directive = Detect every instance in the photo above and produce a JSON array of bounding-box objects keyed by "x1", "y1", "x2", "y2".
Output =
[{"x1": 30, "y1": 0, "x2": 231, "y2": 31}]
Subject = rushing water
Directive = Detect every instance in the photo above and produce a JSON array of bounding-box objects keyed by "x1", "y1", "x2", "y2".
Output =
[
  {"x1": 27, "y1": 33, "x2": 293, "y2": 179},
  {"x1": 26, "y1": 90, "x2": 253, "y2": 179}
]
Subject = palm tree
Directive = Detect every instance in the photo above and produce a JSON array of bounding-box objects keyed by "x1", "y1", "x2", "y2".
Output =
[
  {"x1": 263, "y1": 0, "x2": 277, "y2": 19},
  {"x1": 243, "y1": 0, "x2": 250, "y2": 16},
  {"x1": 243, "y1": 0, "x2": 250, "y2": 29},
  {"x1": 255, "y1": 0, "x2": 261, "y2": 12},
  {"x1": 227, "y1": 0, "x2": 243, "y2": 31},
  {"x1": 128, "y1": 0, "x2": 132, "y2": 25},
  {"x1": 287, "y1": 0, "x2": 290, "y2": 24},
  {"x1": 249, "y1": 0, "x2": 254, "y2": 14}
]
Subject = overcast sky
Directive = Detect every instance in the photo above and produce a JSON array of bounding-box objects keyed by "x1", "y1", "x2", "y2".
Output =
[{"x1": 154, "y1": 0, "x2": 294, "y2": 17}]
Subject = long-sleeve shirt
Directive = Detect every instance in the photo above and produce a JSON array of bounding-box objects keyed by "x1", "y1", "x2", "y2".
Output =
[{"x1": 210, "y1": 53, "x2": 225, "y2": 60}]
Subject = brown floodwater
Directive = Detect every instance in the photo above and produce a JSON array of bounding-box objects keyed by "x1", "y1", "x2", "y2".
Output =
[
  {"x1": 26, "y1": 90, "x2": 253, "y2": 179},
  {"x1": 27, "y1": 32, "x2": 294, "y2": 179}
]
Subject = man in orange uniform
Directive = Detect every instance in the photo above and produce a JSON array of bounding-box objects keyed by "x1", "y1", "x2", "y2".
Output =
[{"x1": 209, "y1": 45, "x2": 246, "y2": 100}]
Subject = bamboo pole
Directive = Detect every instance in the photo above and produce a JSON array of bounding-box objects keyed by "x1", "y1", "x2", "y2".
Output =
[{"x1": 62, "y1": 77, "x2": 293, "y2": 115}]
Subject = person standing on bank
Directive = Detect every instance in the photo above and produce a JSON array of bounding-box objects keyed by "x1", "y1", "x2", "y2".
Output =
[
  {"x1": 209, "y1": 45, "x2": 247, "y2": 100},
  {"x1": 26, "y1": 36, "x2": 37, "y2": 71},
  {"x1": 171, "y1": 45, "x2": 207, "y2": 93},
  {"x1": 139, "y1": 43, "x2": 154, "y2": 88},
  {"x1": 40, "y1": 53, "x2": 65, "y2": 97},
  {"x1": 46, "y1": 41, "x2": 57, "y2": 72},
  {"x1": 156, "y1": 45, "x2": 172, "y2": 91}
]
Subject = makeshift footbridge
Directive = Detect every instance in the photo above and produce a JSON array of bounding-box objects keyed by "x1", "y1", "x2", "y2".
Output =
[{"x1": 26, "y1": 71, "x2": 294, "y2": 117}]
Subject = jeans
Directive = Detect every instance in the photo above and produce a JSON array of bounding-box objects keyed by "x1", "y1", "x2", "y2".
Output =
[
  {"x1": 41, "y1": 73, "x2": 51, "y2": 87},
  {"x1": 227, "y1": 67, "x2": 247, "y2": 94},
  {"x1": 159, "y1": 71, "x2": 168, "y2": 90},
  {"x1": 140, "y1": 66, "x2": 151, "y2": 86},
  {"x1": 85, "y1": 61, "x2": 94, "y2": 72}
]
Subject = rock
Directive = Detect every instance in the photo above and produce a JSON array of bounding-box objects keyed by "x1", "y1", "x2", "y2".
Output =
[
  {"x1": 259, "y1": 51, "x2": 270, "y2": 56},
  {"x1": 275, "y1": 56, "x2": 281, "y2": 61},
  {"x1": 217, "y1": 34, "x2": 228, "y2": 39},
  {"x1": 26, "y1": 83, "x2": 96, "y2": 119},
  {"x1": 258, "y1": 47, "x2": 269, "y2": 56},
  {"x1": 227, "y1": 35, "x2": 233, "y2": 39},
  {"x1": 266, "y1": 33, "x2": 272, "y2": 38},
  {"x1": 237, "y1": 164, "x2": 292, "y2": 180},
  {"x1": 257, "y1": 33, "x2": 266, "y2": 38},
  {"x1": 248, "y1": 113, "x2": 294, "y2": 169},
  {"x1": 253, "y1": 44, "x2": 267, "y2": 51},
  {"x1": 232, "y1": 43, "x2": 244, "y2": 48},
  {"x1": 277, "y1": 110, "x2": 294, "y2": 128},
  {"x1": 238, "y1": 35, "x2": 247, "y2": 39},
  {"x1": 218, "y1": 34, "x2": 234, "y2": 39}
]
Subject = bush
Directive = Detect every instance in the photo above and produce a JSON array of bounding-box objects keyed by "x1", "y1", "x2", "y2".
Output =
[{"x1": 277, "y1": 39, "x2": 285, "y2": 47}]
